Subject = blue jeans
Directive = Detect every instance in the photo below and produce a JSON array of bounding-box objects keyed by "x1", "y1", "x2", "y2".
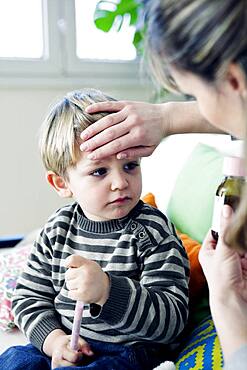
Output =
[{"x1": 0, "y1": 339, "x2": 167, "y2": 370}]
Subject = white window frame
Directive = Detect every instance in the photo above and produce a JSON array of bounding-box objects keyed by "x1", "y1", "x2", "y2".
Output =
[
  {"x1": 63, "y1": 0, "x2": 141, "y2": 80},
  {"x1": 0, "y1": 0, "x2": 143, "y2": 87},
  {"x1": 0, "y1": 0, "x2": 62, "y2": 77}
]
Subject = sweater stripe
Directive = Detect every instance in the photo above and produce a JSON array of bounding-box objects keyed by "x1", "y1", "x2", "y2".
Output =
[{"x1": 12, "y1": 201, "x2": 189, "y2": 352}]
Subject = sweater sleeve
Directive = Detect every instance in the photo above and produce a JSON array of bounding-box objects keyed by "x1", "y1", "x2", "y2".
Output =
[
  {"x1": 12, "y1": 228, "x2": 63, "y2": 352},
  {"x1": 93, "y1": 209, "x2": 190, "y2": 344}
]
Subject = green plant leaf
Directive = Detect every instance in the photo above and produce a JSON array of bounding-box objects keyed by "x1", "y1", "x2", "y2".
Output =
[
  {"x1": 133, "y1": 30, "x2": 142, "y2": 50},
  {"x1": 94, "y1": 9, "x2": 116, "y2": 32},
  {"x1": 94, "y1": 0, "x2": 145, "y2": 53},
  {"x1": 94, "y1": 0, "x2": 139, "y2": 31}
]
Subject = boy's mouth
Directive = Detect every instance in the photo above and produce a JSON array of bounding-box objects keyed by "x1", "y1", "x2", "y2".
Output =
[{"x1": 110, "y1": 197, "x2": 131, "y2": 204}]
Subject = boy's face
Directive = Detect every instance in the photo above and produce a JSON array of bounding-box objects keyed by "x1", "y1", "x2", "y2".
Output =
[{"x1": 65, "y1": 152, "x2": 142, "y2": 221}]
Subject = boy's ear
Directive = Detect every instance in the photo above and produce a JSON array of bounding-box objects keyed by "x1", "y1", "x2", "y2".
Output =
[{"x1": 46, "y1": 171, "x2": 72, "y2": 198}]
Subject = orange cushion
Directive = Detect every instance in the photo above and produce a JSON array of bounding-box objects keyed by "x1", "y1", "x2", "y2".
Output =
[
  {"x1": 141, "y1": 192, "x2": 158, "y2": 208},
  {"x1": 142, "y1": 193, "x2": 206, "y2": 302},
  {"x1": 177, "y1": 231, "x2": 206, "y2": 301}
]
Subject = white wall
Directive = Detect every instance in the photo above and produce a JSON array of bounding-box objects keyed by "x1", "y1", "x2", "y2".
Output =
[{"x1": 0, "y1": 81, "x2": 152, "y2": 235}]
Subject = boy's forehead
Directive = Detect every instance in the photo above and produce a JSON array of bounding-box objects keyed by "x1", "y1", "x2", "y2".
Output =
[
  {"x1": 76, "y1": 154, "x2": 113, "y2": 168},
  {"x1": 82, "y1": 155, "x2": 116, "y2": 166},
  {"x1": 77, "y1": 154, "x2": 140, "y2": 168}
]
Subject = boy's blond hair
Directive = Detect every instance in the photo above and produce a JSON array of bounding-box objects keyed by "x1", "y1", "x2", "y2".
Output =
[{"x1": 39, "y1": 89, "x2": 116, "y2": 177}]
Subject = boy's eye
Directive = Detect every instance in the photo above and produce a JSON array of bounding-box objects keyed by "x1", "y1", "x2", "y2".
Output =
[
  {"x1": 124, "y1": 161, "x2": 140, "y2": 171},
  {"x1": 91, "y1": 167, "x2": 107, "y2": 177}
]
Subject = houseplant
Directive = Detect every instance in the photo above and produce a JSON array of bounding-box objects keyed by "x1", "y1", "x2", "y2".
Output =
[{"x1": 93, "y1": 0, "x2": 147, "y2": 55}]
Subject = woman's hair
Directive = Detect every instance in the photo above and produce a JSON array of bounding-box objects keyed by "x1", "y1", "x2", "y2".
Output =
[
  {"x1": 39, "y1": 89, "x2": 116, "y2": 177},
  {"x1": 146, "y1": 0, "x2": 247, "y2": 250},
  {"x1": 146, "y1": 0, "x2": 247, "y2": 91}
]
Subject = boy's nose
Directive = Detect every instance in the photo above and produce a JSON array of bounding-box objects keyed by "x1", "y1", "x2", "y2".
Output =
[{"x1": 111, "y1": 172, "x2": 128, "y2": 191}]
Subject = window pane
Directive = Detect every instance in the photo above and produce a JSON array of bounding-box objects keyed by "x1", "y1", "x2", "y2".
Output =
[
  {"x1": 0, "y1": 0, "x2": 43, "y2": 58},
  {"x1": 75, "y1": 0, "x2": 136, "y2": 61}
]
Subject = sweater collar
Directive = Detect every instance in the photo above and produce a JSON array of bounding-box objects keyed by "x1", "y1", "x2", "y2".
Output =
[{"x1": 77, "y1": 200, "x2": 143, "y2": 233}]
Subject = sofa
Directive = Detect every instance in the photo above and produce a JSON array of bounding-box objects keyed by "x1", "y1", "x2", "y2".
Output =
[{"x1": 0, "y1": 133, "x2": 242, "y2": 369}]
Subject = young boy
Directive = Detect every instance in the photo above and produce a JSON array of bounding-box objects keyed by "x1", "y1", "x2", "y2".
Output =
[{"x1": 2, "y1": 89, "x2": 189, "y2": 370}]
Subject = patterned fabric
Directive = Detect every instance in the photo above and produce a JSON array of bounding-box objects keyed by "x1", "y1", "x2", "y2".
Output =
[
  {"x1": 0, "y1": 245, "x2": 31, "y2": 331},
  {"x1": 175, "y1": 317, "x2": 223, "y2": 369},
  {"x1": 12, "y1": 200, "x2": 189, "y2": 353}
]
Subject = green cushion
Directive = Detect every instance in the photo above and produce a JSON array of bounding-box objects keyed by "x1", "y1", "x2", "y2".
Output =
[
  {"x1": 175, "y1": 316, "x2": 224, "y2": 369},
  {"x1": 167, "y1": 143, "x2": 223, "y2": 243}
]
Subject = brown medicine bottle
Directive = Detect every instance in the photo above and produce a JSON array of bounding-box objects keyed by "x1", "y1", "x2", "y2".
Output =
[{"x1": 211, "y1": 156, "x2": 246, "y2": 241}]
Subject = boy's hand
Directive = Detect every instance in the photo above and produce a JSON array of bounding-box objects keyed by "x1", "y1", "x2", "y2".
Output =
[
  {"x1": 65, "y1": 255, "x2": 110, "y2": 306},
  {"x1": 43, "y1": 329, "x2": 93, "y2": 369},
  {"x1": 51, "y1": 334, "x2": 93, "y2": 369}
]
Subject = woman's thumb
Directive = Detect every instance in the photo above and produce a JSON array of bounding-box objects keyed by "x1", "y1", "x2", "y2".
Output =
[{"x1": 218, "y1": 204, "x2": 233, "y2": 243}]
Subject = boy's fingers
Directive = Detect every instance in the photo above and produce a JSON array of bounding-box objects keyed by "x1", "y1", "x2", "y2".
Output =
[
  {"x1": 62, "y1": 346, "x2": 83, "y2": 363},
  {"x1": 52, "y1": 350, "x2": 75, "y2": 369},
  {"x1": 78, "y1": 338, "x2": 94, "y2": 356},
  {"x1": 65, "y1": 255, "x2": 87, "y2": 268},
  {"x1": 52, "y1": 359, "x2": 74, "y2": 369}
]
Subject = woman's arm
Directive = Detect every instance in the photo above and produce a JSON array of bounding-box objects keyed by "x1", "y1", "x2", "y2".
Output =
[
  {"x1": 199, "y1": 205, "x2": 247, "y2": 362},
  {"x1": 210, "y1": 291, "x2": 247, "y2": 362},
  {"x1": 224, "y1": 344, "x2": 247, "y2": 370},
  {"x1": 81, "y1": 100, "x2": 223, "y2": 160}
]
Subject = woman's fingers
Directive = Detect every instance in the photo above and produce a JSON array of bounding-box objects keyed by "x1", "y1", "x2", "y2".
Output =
[
  {"x1": 85, "y1": 100, "x2": 127, "y2": 114},
  {"x1": 80, "y1": 120, "x2": 129, "y2": 154},
  {"x1": 218, "y1": 205, "x2": 233, "y2": 244},
  {"x1": 81, "y1": 107, "x2": 127, "y2": 143},
  {"x1": 241, "y1": 253, "x2": 247, "y2": 271},
  {"x1": 199, "y1": 230, "x2": 216, "y2": 274},
  {"x1": 80, "y1": 101, "x2": 164, "y2": 159},
  {"x1": 85, "y1": 138, "x2": 155, "y2": 160},
  {"x1": 116, "y1": 145, "x2": 156, "y2": 159},
  {"x1": 202, "y1": 230, "x2": 217, "y2": 251}
]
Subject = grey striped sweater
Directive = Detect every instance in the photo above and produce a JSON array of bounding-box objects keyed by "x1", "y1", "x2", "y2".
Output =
[{"x1": 12, "y1": 200, "x2": 189, "y2": 352}]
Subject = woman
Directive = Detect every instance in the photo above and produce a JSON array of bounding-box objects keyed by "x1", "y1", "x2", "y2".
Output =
[{"x1": 80, "y1": 1, "x2": 247, "y2": 369}]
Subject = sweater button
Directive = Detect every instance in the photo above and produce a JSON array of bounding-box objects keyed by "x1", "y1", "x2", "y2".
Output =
[
  {"x1": 131, "y1": 222, "x2": 137, "y2": 230},
  {"x1": 138, "y1": 231, "x2": 146, "y2": 239}
]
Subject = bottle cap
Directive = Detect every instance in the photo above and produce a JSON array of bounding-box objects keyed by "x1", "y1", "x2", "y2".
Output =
[{"x1": 223, "y1": 156, "x2": 246, "y2": 177}]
